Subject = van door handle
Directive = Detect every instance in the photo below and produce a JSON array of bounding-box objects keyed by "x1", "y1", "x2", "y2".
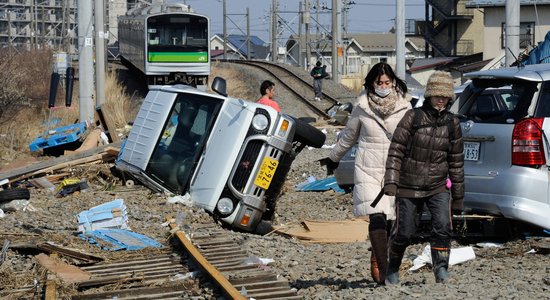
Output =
[{"x1": 463, "y1": 135, "x2": 495, "y2": 142}]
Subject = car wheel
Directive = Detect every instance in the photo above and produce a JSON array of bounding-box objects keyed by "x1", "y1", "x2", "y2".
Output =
[
  {"x1": 0, "y1": 188, "x2": 31, "y2": 203},
  {"x1": 291, "y1": 116, "x2": 326, "y2": 148}
]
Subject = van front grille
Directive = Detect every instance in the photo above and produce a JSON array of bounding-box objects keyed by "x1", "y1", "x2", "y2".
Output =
[{"x1": 232, "y1": 140, "x2": 263, "y2": 192}]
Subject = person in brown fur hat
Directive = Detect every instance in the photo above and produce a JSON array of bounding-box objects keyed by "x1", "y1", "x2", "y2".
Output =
[{"x1": 383, "y1": 70, "x2": 464, "y2": 285}]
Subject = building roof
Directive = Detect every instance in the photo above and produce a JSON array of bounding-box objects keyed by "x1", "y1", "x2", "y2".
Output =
[
  {"x1": 286, "y1": 32, "x2": 425, "y2": 53},
  {"x1": 409, "y1": 57, "x2": 456, "y2": 71},
  {"x1": 212, "y1": 34, "x2": 269, "y2": 59},
  {"x1": 466, "y1": 0, "x2": 550, "y2": 8}
]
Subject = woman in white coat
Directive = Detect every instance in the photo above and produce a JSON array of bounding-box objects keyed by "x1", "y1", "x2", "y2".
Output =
[{"x1": 325, "y1": 62, "x2": 411, "y2": 285}]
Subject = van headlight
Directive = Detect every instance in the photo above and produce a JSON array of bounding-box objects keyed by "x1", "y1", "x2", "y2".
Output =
[
  {"x1": 217, "y1": 197, "x2": 235, "y2": 216},
  {"x1": 252, "y1": 114, "x2": 269, "y2": 131}
]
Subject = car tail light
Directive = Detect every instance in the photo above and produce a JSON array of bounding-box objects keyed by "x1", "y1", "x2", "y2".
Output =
[{"x1": 512, "y1": 118, "x2": 546, "y2": 166}]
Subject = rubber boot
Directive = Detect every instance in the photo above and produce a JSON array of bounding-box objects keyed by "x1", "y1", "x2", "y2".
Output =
[
  {"x1": 369, "y1": 229, "x2": 388, "y2": 284},
  {"x1": 370, "y1": 251, "x2": 380, "y2": 283},
  {"x1": 385, "y1": 245, "x2": 405, "y2": 285},
  {"x1": 431, "y1": 247, "x2": 450, "y2": 283}
]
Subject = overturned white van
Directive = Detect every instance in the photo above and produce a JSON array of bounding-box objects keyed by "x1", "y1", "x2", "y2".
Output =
[{"x1": 116, "y1": 78, "x2": 326, "y2": 232}]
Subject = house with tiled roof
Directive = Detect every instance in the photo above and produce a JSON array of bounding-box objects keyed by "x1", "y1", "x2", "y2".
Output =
[
  {"x1": 210, "y1": 34, "x2": 270, "y2": 60},
  {"x1": 286, "y1": 32, "x2": 425, "y2": 77}
]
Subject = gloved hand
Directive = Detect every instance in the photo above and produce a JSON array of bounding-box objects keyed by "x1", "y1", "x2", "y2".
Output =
[
  {"x1": 383, "y1": 184, "x2": 397, "y2": 196},
  {"x1": 451, "y1": 198, "x2": 464, "y2": 215},
  {"x1": 318, "y1": 157, "x2": 339, "y2": 175}
]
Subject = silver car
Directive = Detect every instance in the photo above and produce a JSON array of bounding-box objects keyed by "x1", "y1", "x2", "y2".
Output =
[{"x1": 454, "y1": 64, "x2": 550, "y2": 230}]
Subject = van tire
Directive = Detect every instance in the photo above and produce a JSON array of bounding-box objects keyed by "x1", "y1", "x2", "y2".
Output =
[
  {"x1": 0, "y1": 188, "x2": 31, "y2": 203},
  {"x1": 291, "y1": 117, "x2": 326, "y2": 148}
]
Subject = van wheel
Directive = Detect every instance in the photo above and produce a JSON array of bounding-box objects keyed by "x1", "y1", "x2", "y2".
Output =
[
  {"x1": 0, "y1": 188, "x2": 31, "y2": 203},
  {"x1": 291, "y1": 116, "x2": 326, "y2": 148}
]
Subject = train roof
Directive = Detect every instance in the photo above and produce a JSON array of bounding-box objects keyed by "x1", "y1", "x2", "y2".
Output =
[{"x1": 126, "y1": 1, "x2": 195, "y2": 16}]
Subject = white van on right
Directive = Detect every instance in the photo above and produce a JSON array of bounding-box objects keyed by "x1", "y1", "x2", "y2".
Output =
[{"x1": 454, "y1": 63, "x2": 550, "y2": 230}]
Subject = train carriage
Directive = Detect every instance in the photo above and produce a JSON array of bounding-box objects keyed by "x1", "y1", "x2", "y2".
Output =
[{"x1": 118, "y1": 2, "x2": 210, "y2": 89}]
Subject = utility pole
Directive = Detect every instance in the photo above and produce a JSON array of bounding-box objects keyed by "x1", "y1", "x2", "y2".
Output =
[
  {"x1": 95, "y1": 0, "x2": 106, "y2": 107},
  {"x1": 271, "y1": 0, "x2": 278, "y2": 62},
  {"x1": 246, "y1": 7, "x2": 250, "y2": 60},
  {"x1": 331, "y1": 0, "x2": 341, "y2": 83},
  {"x1": 305, "y1": 0, "x2": 311, "y2": 70},
  {"x1": 298, "y1": 2, "x2": 302, "y2": 67},
  {"x1": 77, "y1": 0, "x2": 95, "y2": 124},
  {"x1": 396, "y1": 0, "x2": 405, "y2": 80},
  {"x1": 505, "y1": 0, "x2": 520, "y2": 67},
  {"x1": 30, "y1": 0, "x2": 35, "y2": 49},
  {"x1": 223, "y1": 0, "x2": 227, "y2": 59}
]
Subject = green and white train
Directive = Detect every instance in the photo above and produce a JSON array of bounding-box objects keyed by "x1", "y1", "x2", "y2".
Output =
[{"x1": 118, "y1": 2, "x2": 210, "y2": 88}]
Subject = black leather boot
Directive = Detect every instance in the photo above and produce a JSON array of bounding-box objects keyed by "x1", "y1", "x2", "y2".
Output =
[
  {"x1": 385, "y1": 245, "x2": 405, "y2": 285},
  {"x1": 369, "y1": 229, "x2": 388, "y2": 284},
  {"x1": 431, "y1": 247, "x2": 450, "y2": 283}
]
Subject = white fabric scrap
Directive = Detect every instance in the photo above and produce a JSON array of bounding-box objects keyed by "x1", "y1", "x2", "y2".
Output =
[
  {"x1": 409, "y1": 244, "x2": 476, "y2": 271},
  {"x1": 167, "y1": 193, "x2": 192, "y2": 206}
]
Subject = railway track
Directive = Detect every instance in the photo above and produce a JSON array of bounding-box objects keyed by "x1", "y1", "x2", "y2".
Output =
[
  {"x1": 40, "y1": 217, "x2": 301, "y2": 299},
  {"x1": 223, "y1": 59, "x2": 347, "y2": 121}
]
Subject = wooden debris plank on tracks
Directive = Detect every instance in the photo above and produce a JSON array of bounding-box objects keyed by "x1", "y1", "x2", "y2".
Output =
[
  {"x1": 166, "y1": 216, "x2": 301, "y2": 299},
  {"x1": 0, "y1": 142, "x2": 122, "y2": 183}
]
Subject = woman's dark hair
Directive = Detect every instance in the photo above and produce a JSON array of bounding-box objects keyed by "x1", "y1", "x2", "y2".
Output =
[
  {"x1": 260, "y1": 80, "x2": 275, "y2": 95},
  {"x1": 363, "y1": 62, "x2": 407, "y2": 94}
]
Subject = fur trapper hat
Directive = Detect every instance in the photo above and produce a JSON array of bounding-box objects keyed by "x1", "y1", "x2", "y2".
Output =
[{"x1": 424, "y1": 71, "x2": 455, "y2": 100}]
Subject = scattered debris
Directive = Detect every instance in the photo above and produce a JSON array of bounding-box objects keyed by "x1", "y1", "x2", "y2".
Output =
[
  {"x1": 80, "y1": 229, "x2": 163, "y2": 251},
  {"x1": 409, "y1": 244, "x2": 476, "y2": 271},
  {"x1": 295, "y1": 176, "x2": 345, "y2": 193},
  {"x1": 29, "y1": 121, "x2": 88, "y2": 152},
  {"x1": 77, "y1": 199, "x2": 129, "y2": 233},
  {"x1": 35, "y1": 253, "x2": 91, "y2": 283},
  {"x1": 275, "y1": 219, "x2": 369, "y2": 243},
  {"x1": 55, "y1": 178, "x2": 89, "y2": 197}
]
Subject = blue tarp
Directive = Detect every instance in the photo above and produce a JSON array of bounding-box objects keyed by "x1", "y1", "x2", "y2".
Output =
[
  {"x1": 80, "y1": 229, "x2": 163, "y2": 251},
  {"x1": 523, "y1": 31, "x2": 550, "y2": 65},
  {"x1": 296, "y1": 176, "x2": 345, "y2": 193}
]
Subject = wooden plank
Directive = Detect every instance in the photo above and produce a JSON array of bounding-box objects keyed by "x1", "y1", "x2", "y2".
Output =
[
  {"x1": 35, "y1": 253, "x2": 91, "y2": 283},
  {"x1": 166, "y1": 216, "x2": 246, "y2": 300},
  {"x1": 37, "y1": 243, "x2": 104, "y2": 264},
  {"x1": 71, "y1": 285, "x2": 186, "y2": 300},
  {"x1": 0, "y1": 141, "x2": 122, "y2": 182}
]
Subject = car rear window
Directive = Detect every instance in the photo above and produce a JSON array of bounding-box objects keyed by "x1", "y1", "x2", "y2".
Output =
[
  {"x1": 458, "y1": 79, "x2": 538, "y2": 124},
  {"x1": 534, "y1": 82, "x2": 550, "y2": 118}
]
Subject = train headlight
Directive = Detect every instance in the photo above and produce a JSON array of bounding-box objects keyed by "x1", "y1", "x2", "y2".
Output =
[
  {"x1": 216, "y1": 198, "x2": 234, "y2": 216},
  {"x1": 252, "y1": 114, "x2": 269, "y2": 131}
]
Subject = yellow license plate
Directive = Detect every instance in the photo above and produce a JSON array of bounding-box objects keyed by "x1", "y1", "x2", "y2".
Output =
[{"x1": 254, "y1": 157, "x2": 279, "y2": 190}]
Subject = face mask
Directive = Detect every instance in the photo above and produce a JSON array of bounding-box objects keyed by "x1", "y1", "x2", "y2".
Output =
[{"x1": 374, "y1": 87, "x2": 392, "y2": 98}]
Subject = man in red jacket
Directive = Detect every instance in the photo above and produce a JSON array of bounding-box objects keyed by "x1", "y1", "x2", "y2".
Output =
[{"x1": 256, "y1": 80, "x2": 281, "y2": 112}]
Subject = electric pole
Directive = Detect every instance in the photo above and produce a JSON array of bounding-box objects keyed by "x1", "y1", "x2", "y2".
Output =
[
  {"x1": 305, "y1": 0, "x2": 311, "y2": 70},
  {"x1": 247, "y1": 7, "x2": 250, "y2": 60},
  {"x1": 77, "y1": 0, "x2": 95, "y2": 124},
  {"x1": 505, "y1": 0, "x2": 520, "y2": 67},
  {"x1": 271, "y1": 0, "x2": 278, "y2": 62},
  {"x1": 331, "y1": 0, "x2": 341, "y2": 83},
  {"x1": 95, "y1": 0, "x2": 106, "y2": 107},
  {"x1": 396, "y1": 0, "x2": 405, "y2": 80},
  {"x1": 223, "y1": 0, "x2": 227, "y2": 59}
]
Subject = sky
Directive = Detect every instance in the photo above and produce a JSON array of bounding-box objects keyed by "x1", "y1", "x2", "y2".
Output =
[{"x1": 186, "y1": 0, "x2": 425, "y2": 42}]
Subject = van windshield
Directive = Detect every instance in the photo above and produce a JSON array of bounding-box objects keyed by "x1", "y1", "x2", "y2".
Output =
[{"x1": 146, "y1": 93, "x2": 222, "y2": 194}]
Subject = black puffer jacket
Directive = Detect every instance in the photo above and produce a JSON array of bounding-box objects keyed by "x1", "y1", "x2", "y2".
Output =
[{"x1": 384, "y1": 102, "x2": 465, "y2": 209}]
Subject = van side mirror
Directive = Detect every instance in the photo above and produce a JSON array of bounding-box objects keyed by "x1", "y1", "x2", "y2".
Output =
[{"x1": 211, "y1": 77, "x2": 227, "y2": 97}]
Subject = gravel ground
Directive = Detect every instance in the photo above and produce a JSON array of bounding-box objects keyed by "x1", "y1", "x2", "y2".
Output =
[{"x1": 0, "y1": 63, "x2": 549, "y2": 299}]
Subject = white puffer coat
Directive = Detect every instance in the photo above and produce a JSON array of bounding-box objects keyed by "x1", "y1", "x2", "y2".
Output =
[{"x1": 329, "y1": 90, "x2": 411, "y2": 220}]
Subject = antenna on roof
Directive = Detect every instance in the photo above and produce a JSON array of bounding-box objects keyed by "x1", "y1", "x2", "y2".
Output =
[{"x1": 506, "y1": 47, "x2": 524, "y2": 69}]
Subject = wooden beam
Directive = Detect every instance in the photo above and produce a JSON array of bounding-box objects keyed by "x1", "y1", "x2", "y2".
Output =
[{"x1": 165, "y1": 216, "x2": 245, "y2": 300}]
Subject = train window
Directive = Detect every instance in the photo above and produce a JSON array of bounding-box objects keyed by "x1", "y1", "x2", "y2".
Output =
[{"x1": 171, "y1": 17, "x2": 190, "y2": 23}]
